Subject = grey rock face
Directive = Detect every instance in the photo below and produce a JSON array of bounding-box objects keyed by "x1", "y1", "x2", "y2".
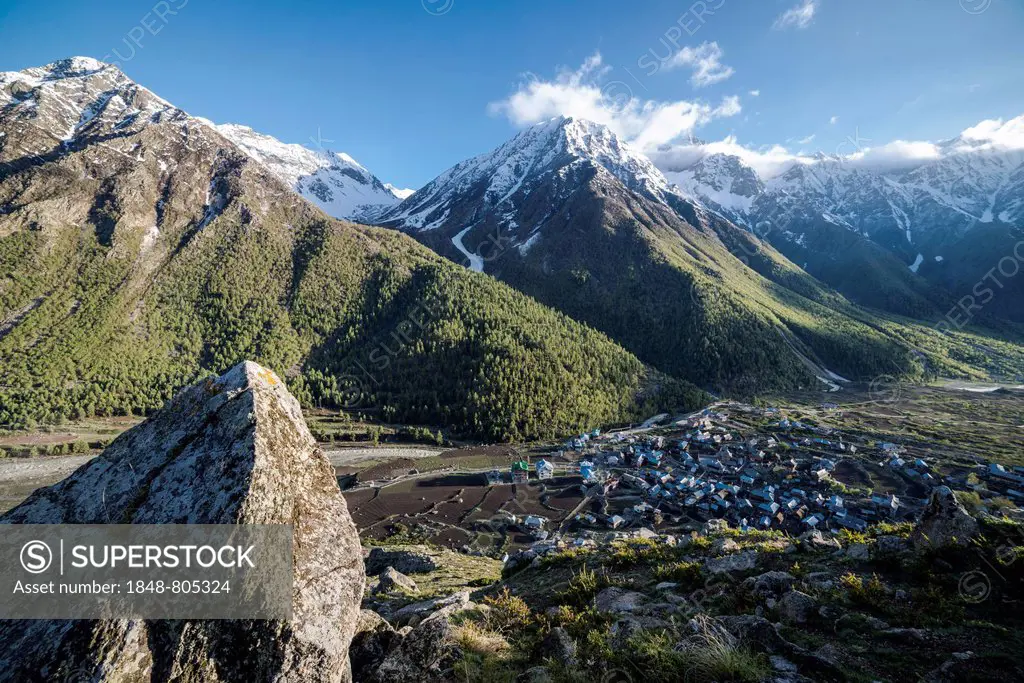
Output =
[
  {"x1": 743, "y1": 571, "x2": 796, "y2": 600},
  {"x1": 0, "y1": 361, "x2": 365, "y2": 683},
  {"x1": 387, "y1": 590, "x2": 473, "y2": 627},
  {"x1": 847, "y1": 543, "x2": 870, "y2": 560},
  {"x1": 350, "y1": 610, "x2": 400, "y2": 682},
  {"x1": 366, "y1": 548, "x2": 439, "y2": 575},
  {"x1": 911, "y1": 486, "x2": 980, "y2": 551},
  {"x1": 800, "y1": 529, "x2": 842, "y2": 550},
  {"x1": 370, "y1": 615, "x2": 459, "y2": 683},
  {"x1": 704, "y1": 550, "x2": 757, "y2": 574},
  {"x1": 595, "y1": 587, "x2": 649, "y2": 614},
  {"x1": 543, "y1": 626, "x2": 578, "y2": 668},
  {"x1": 711, "y1": 537, "x2": 741, "y2": 554},
  {"x1": 874, "y1": 535, "x2": 910, "y2": 556},
  {"x1": 713, "y1": 615, "x2": 842, "y2": 680}
]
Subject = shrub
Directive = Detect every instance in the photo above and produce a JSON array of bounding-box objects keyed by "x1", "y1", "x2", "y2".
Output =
[
  {"x1": 653, "y1": 560, "x2": 703, "y2": 588},
  {"x1": 839, "y1": 572, "x2": 888, "y2": 608},
  {"x1": 621, "y1": 616, "x2": 769, "y2": 683},
  {"x1": 482, "y1": 588, "x2": 533, "y2": 634},
  {"x1": 608, "y1": 538, "x2": 674, "y2": 567},
  {"x1": 454, "y1": 621, "x2": 511, "y2": 656},
  {"x1": 559, "y1": 566, "x2": 617, "y2": 607},
  {"x1": 688, "y1": 536, "x2": 713, "y2": 553},
  {"x1": 539, "y1": 547, "x2": 595, "y2": 568},
  {"x1": 453, "y1": 624, "x2": 517, "y2": 683},
  {"x1": 870, "y1": 521, "x2": 914, "y2": 538}
]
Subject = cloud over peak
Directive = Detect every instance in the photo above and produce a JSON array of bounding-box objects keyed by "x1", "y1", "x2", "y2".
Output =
[
  {"x1": 488, "y1": 52, "x2": 742, "y2": 155},
  {"x1": 654, "y1": 114, "x2": 1024, "y2": 180}
]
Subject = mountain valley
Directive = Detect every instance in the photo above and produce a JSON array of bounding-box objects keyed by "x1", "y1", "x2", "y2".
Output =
[{"x1": 1, "y1": 36, "x2": 1024, "y2": 683}]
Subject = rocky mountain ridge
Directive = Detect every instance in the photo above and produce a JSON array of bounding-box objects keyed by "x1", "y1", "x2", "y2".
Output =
[
  {"x1": 664, "y1": 125, "x2": 1024, "y2": 320},
  {"x1": 376, "y1": 115, "x2": 1024, "y2": 393}
]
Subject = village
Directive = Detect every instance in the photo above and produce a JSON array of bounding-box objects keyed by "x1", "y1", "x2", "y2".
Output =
[{"x1": 479, "y1": 402, "x2": 1024, "y2": 550}]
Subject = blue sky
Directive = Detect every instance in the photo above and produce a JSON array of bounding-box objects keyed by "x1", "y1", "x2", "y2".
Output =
[{"x1": 1, "y1": 0, "x2": 1022, "y2": 187}]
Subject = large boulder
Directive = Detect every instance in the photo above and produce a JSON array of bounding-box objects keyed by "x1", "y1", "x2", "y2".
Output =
[
  {"x1": 366, "y1": 548, "x2": 439, "y2": 575},
  {"x1": 799, "y1": 529, "x2": 842, "y2": 551},
  {"x1": 542, "y1": 627, "x2": 577, "y2": 668},
  {"x1": 350, "y1": 610, "x2": 400, "y2": 681},
  {"x1": 387, "y1": 590, "x2": 474, "y2": 627},
  {"x1": 712, "y1": 615, "x2": 842, "y2": 680},
  {"x1": 369, "y1": 613, "x2": 459, "y2": 682},
  {"x1": 911, "y1": 487, "x2": 980, "y2": 551},
  {"x1": 777, "y1": 590, "x2": 817, "y2": 625},
  {"x1": 0, "y1": 361, "x2": 365, "y2": 682}
]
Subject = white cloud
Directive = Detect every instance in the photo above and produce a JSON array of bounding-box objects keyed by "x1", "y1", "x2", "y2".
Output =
[
  {"x1": 844, "y1": 140, "x2": 942, "y2": 171},
  {"x1": 489, "y1": 54, "x2": 1024, "y2": 189},
  {"x1": 749, "y1": 90, "x2": 760, "y2": 97},
  {"x1": 715, "y1": 95, "x2": 743, "y2": 118},
  {"x1": 955, "y1": 115, "x2": 1024, "y2": 151},
  {"x1": 829, "y1": 116, "x2": 839, "y2": 125},
  {"x1": 773, "y1": 0, "x2": 817, "y2": 31},
  {"x1": 489, "y1": 52, "x2": 742, "y2": 154},
  {"x1": 651, "y1": 136, "x2": 805, "y2": 178},
  {"x1": 663, "y1": 41, "x2": 735, "y2": 88}
]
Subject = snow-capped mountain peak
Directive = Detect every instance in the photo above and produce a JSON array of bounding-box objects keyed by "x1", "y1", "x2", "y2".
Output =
[
  {"x1": 0, "y1": 56, "x2": 186, "y2": 150},
  {"x1": 380, "y1": 115, "x2": 682, "y2": 231},
  {"x1": 668, "y1": 153, "x2": 765, "y2": 222},
  {"x1": 664, "y1": 119, "x2": 1024, "y2": 251},
  {"x1": 215, "y1": 123, "x2": 411, "y2": 221}
]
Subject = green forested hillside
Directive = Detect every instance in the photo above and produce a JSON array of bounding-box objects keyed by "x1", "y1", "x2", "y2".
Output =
[{"x1": 0, "y1": 197, "x2": 704, "y2": 440}]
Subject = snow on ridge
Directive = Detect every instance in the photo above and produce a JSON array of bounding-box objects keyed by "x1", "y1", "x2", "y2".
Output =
[
  {"x1": 452, "y1": 224, "x2": 484, "y2": 272},
  {"x1": 675, "y1": 137, "x2": 1024, "y2": 248},
  {"x1": 216, "y1": 123, "x2": 409, "y2": 220},
  {"x1": 385, "y1": 183, "x2": 415, "y2": 200}
]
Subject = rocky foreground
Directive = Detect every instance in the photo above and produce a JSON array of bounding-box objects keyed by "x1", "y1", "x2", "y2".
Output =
[
  {"x1": 0, "y1": 362, "x2": 364, "y2": 682},
  {"x1": 1, "y1": 361, "x2": 1022, "y2": 682},
  {"x1": 352, "y1": 489, "x2": 1024, "y2": 682}
]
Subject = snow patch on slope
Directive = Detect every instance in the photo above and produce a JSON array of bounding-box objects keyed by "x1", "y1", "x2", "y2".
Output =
[{"x1": 452, "y1": 225, "x2": 484, "y2": 272}]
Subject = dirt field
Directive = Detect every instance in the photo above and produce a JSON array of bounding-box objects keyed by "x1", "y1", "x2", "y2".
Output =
[
  {"x1": 0, "y1": 416, "x2": 141, "y2": 449},
  {"x1": 344, "y1": 470, "x2": 588, "y2": 552}
]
